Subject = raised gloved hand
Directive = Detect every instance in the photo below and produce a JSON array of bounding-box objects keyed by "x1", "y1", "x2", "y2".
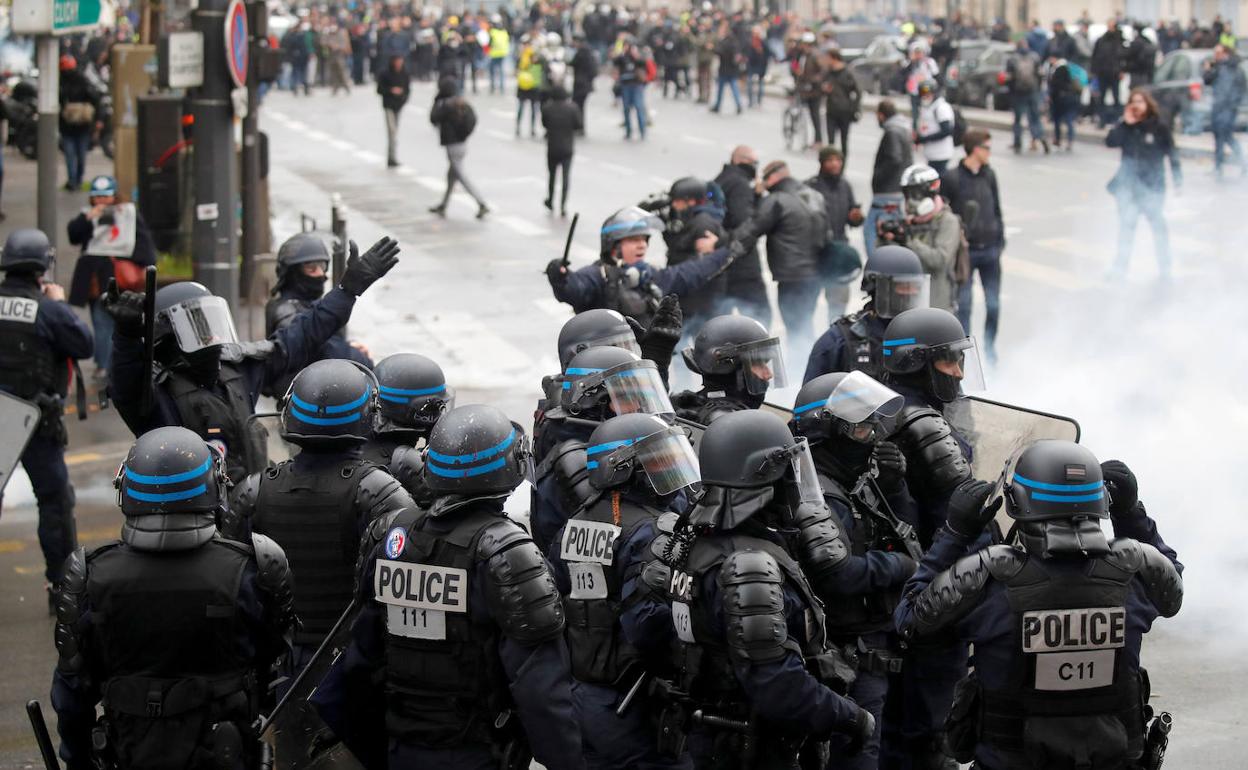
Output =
[
  {"x1": 545, "y1": 258, "x2": 569, "y2": 288},
  {"x1": 640, "y1": 294, "x2": 683, "y2": 386},
  {"x1": 945, "y1": 478, "x2": 1001, "y2": 540},
  {"x1": 338, "y1": 237, "x2": 400, "y2": 297},
  {"x1": 871, "y1": 441, "x2": 907, "y2": 491},
  {"x1": 101, "y1": 278, "x2": 146, "y2": 338},
  {"x1": 843, "y1": 707, "x2": 877, "y2": 757},
  {"x1": 1100, "y1": 460, "x2": 1138, "y2": 516}
]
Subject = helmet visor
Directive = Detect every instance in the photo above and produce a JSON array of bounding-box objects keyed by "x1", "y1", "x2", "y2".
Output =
[
  {"x1": 736, "y1": 337, "x2": 788, "y2": 395},
  {"x1": 603, "y1": 362, "x2": 676, "y2": 417},
  {"x1": 823, "y1": 371, "x2": 905, "y2": 425},
  {"x1": 635, "y1": 426, "x2": 701, "y2": 496},
  {"x1": 932, "y1": 337, "x2": 986, "y2": 393},
  {"x1": 790, "y1": 438, "x2": 824, "y2": 504},
  {"x1": 165, "y1": 296, "x2": 239, "y2": 353},
  {"x1": 586, "y1": 330, "x2": 643, "y2": 359},
  {"x1": 874, "y1": 273, "x2": 930, "y2": 318}
]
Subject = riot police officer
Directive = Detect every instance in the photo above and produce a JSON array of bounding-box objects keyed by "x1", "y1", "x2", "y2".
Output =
[
  {"x1": 790, "y1": 371, "x2": 920, "y2": 769},
  {"x1": 362, "y1": 352, "x2": 453, "y2": 506},
  {"x1": 313, "y1": 404, "x2": 584, "y2": 770},
  {"x1": 895, "y1": 442, "x2": 1183, "y2": 770},
  {"x1": 549, "y1": 412, "x2": 701, "y2": 769},
  {"x1": 546, "y1": 206, "x2": 734, "y2": 326},
  {"x1": 640, "y1": 410, "x2": 874, "y2": 769},
  {"x1": 672, "y1": 314, "x2": 788, "y2": 425},
  {"x1": 0, "y1": 228, "x2": 93, "y2": 602},
  {"x1": 878, "y1": 306, "x2": 983, "y2": 770},
  {"x1": 103, "y1": 237, "x2": 400, "y2": 482},
  {"x1": 52, "y1": 426, "x2": 296, "y2": 770},
  {"x1": 531, "y1": 345, "x2": 677, "y2": 554},
  {"x1": 803, "y1": 244, "x2": 930, "y2": 384},
  {"x1": 265, "y1": 233, "x2": 374, "y2": 397},
  {"x1": 662, "y1": 177, "x2": 730, "y2": 328},
  {"x1": 223, "y1": 359, "x2": 413, "y2": 663}
]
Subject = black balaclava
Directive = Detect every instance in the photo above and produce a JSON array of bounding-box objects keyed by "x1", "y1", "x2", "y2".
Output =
[
  {"x1": 288, "y1": 270, "x2": 327, "y2": 302},
  {"x1": 702, "y1": 372, "x2": 766, "y2": 409}
]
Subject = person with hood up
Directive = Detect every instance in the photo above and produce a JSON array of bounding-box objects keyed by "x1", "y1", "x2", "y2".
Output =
[{"x1": 541, "y1": 85, "x2": 582, "y2": 217}]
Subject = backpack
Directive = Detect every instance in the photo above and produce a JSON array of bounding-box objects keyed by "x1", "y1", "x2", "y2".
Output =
[
  {"x1": 951, "y1": 106, "x2": 968, "y2": 147},
  {"x1": 794, "y1": 185, "x2": 830, "y2": 250},
  {"x1": 1012, "y1": 53, "x2": 1038, "y2": 91},
  {"x1": 1066, "y1": 61, "x2": 1090, "y2": 89},
  {"x1": 954, "y1": 215, "x2": 972, "y2": 285},
  {"x1": 453, "y1": 98, "x2": 477, "y2": 138}
]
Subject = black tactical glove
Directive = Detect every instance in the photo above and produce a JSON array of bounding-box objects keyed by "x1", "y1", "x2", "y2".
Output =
[
  {"x1": 101, "y1": 278, "x2": 146, "y2": 338},
  {"x1": 338, "y1": 237, "x2": 400, "y2": 297},
  {"x1": 545, "y1": 258, "x2": 569, "y2": 288},
  {"x1": 871, "y1": 441, "x2": 907, "y2": 491},
  {"x1": 639, "y1": 294, "x2": 683, "y2": 371},
  {"x1": 843, "y1": 707, "x2": 877, "y2": 757},
  {"x1": 945, "y1": 478, "x2": 1001, "y2": 540},
  {"x1": 1100, "y1": 460, "x2": 1139, "y2": 516}
]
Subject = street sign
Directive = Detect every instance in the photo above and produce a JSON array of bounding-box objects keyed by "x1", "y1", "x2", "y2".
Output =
[
  {"x1": 159, "y1": 31, "x2": 205, "y2": 89},
  {"x1": 224, "y1": 0, "x2": 249, "y2": 89},
  {"x1": 11, "y1": 0, "x2": 102, "y2": 35}
]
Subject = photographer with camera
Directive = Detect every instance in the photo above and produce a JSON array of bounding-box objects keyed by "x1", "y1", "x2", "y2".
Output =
[
  {"x1": 67, "y1": 175, "x2": 157, "y2": 384},
  {"x1": 886, "y1": 165, "x2": 960, "y2": 313},
  {"x1": 657, "y1": 177, "x2": 728, "y2": 329}
]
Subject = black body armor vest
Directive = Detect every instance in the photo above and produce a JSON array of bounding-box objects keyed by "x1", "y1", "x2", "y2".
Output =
[
  {"x1": 834, "y1": 314, "x2": 884, "y2": 381},
  {"x1": 0, "y1": 284, "x2": 63, "y2": 399},
  {"x1": 161, "y1": 363, "x2": 267, "y2": 484}
]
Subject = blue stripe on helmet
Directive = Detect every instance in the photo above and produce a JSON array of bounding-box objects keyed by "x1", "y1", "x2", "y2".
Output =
[
  {"x1": 828, "y1": 388, "x2": 868, "y2": 404},
  {"x1": 125, "y1": 483, "x2": 208, "y2": 503},
  {"x1": 291, "y1": 406, "x2": 364, "y2": 426},
  {"x1": 586, "y1": 460, "x2": 599, "y2": 469},
  {"x1": 324, "y1": 386, "x2": 372, "y2": 414},
  {"x1": 882, "y1": 337, "x2": 917, "y2": 347},
  {"x1": 601, "y1": 221, "x2": 650, "y2": 234},
  {"x1": 124, "y1": 457, "x2": 213, "y2": 485},
  {"x1": 1012, "y1": 474, "x2": 1104, "y2": 493},
  {"x1": 564, "y1": 367, "x2": 605, "y2": 376},
  {"x1": 1029, "y1": 490, "x2": 1106, "y2": 504},
  {"x1": 586, "y1": 438, "x2": 635, "y2": 456},
  {"x1": 882, "y1": 350, "x2": 892, "y2": 356},
  {"x1": 427, "y1": 428, "x2": 516, "y2": 465},
  {"x1": 793, "y1": 400, "x2": 825, "y2": 415},
  {"x1": 379, "y1": 384, "x2": 446, "y2": 397},
  {"x1": 426, "y1": 456, "x2": 508, "y2": 478}
]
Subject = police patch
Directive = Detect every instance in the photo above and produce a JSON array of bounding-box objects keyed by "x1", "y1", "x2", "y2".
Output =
[{"x1": 384, "y1": 527, "x2": 407, "y2": 559}]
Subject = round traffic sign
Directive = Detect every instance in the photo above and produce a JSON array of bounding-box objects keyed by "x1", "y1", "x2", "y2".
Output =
[{"x1": 224, "y1": 0, "x2": 249, "y2": 89}]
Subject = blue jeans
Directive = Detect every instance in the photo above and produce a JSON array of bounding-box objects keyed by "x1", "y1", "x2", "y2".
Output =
[
  {"x1": 1012, "y1": 90, "x2": 1044, "y2": 146},
  {"x1": 746, "y1": 71, "x2": 765, "y2": 106},
  {"x1": 955, "y1": 245, "x2": 1002, "y2": 354},
  {"x1": 1212, "y1": 108, "x2": 1244, "y2": 170},
  {"x1": 1114, "y1": 189, "x2": 1170, "y2": 277},
  {"x1": 1051, "y1": 104, "x2": 1077, "y2": 145},
  {"x1": 621, "y1": 83, "x2": 646, "y2": 138},
  {"x1": 712, "y1": 74, "x2": 741, "y2": 111},
  {"x1": 488, "y1": 57, "x2": 505, "y2": 92},
  {"x1": 89, "y1": 298, "x2": 114, "y2": 371},
  {"x1": 864, "y1": 193, "x2": 904, "y2": 259},
  {"x1": 61, "y1": 131, "x2": 90, "y2": 188}
]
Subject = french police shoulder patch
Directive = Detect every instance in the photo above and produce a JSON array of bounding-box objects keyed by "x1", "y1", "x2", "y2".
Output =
[{"x1": 384, "y1": 527, "x2": 408, "y2": 559}]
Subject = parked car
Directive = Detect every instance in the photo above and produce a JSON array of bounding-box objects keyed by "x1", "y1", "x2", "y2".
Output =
[
  {"x1": 849, "y1": 35, "x2": 908, "y2": 94},
  {"x1": 1146, "y1": 48, "x2": 1248, "y2": 133},
  {"x1": 943, "y1": 39, "x2": 999, "y2": 103},
  {"x1": 822, "y1": 23, "x2": 892, "y2": 61},
  {"x1": 949, "y1": 42, "x2": 1015, "y2": 110}
]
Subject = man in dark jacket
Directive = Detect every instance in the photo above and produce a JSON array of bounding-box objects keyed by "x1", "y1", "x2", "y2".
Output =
[
  {"x1": 1091, "y1": 20, "x2": 1125, "y2": 125},
  {"x1": 807, "y1": 147, "x2": 863, "y2": 321},
  {"x1": 541, "y1": 85, "x2": 582, "y2": 217},
  {"x1": 941, "y1": 129, "x2": 1004, "y2": 362},
  {"x1": 1125, "y1": 25, "x2": 1158, "y2": 88},
  {"x1": 823, "y1": 49, "x2": 861, "y2": 157},
  {"x1": 377, "y1": 55, "x2": 411, "y2": 168},
  {"x1": 662, "y1": 177, "x2": 729, "y2": 328},
  {"x1": 429, "y1": 77, "x2": 488, "y2": 219},
  {"x1": 710, "y1": 21, "x2": 743, "y2": 114},
  {"x1": 1203, "y1": 43, "x2": 1248, "y2": 177},
  {"x1": 712, "y1": 146, "x2": 771, "y2": 327},
  {"x1": 570, "y1": 35, "x2": 597, "y2": 135},
  {"x1": 735, "y1": 160, "x2": 823, "y2": 363},
  {"x1": 1006, "y1": 39, "x2": 1048, "y2": 153},
  {"x1": 1044, "y1": 19, "x2": 1079, "y2": 61},
  {"x1": 57, "y1": 55, "x2": 100, "y2": 191},
  {"x1": 867, "y1": 100, "x2": 913, "y2": 260}
]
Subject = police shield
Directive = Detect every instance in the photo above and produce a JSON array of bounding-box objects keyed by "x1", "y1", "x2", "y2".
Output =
[
  {"x1": 0, "y1": 391, "x2": 42, "y2": 494},
  {"x1": 261, "y1": 602, "x2": 365, "y2": 770}
]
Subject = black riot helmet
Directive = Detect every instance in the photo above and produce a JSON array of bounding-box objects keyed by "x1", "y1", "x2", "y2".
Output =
[
  {"x1": 114, "y1": 426, "x2": 229, "y2": 551},
  {"x1": 790, "y1": 371, "x2": 904, "y2": 446},
  {"x1": 274, "y1": 232, "x2": 331, "y2": 293},
  {"x1": 861, "y1": 244, "x2": 929, "y2": 319},
  {"x1": 154, "y1": 281, "x2": 240, "y2": 354},
  {"x1": 557, "y1": 309, "x2": 642, "y2": 370},
  {"x1": 599, "y1": 206, "x2": 664, "y2": 261},
  {"x1": 882, "y1": 307, "x2": 985, "y2": 403},
  {"x1": 689, "y1": 410, "x2": 823, "y2": 529},
  {"x1": 374, "y1": 353, "x2": 453, "y2": 437},
  {"x1": 1004, "y1": 440, "x2": 1108, "y2": 523},
  {"x1": 423, "y1": 404, "x2": 532, "y2": 496},
  {"x1": 669, "y1": 176, "x2": 708, "y2": 203},
  {"x1": 280, "y1": 359, "x2": 378, "y2": 447},
  {"x1": 585, "y1": 412, "x2": 700, "y2": 494},
  {"x1": 561, "y1": 346, "x2": 674, "y2": 419},
  {"x1": 0, "y1": 228, "x2": 55, "y2": 273},
  {"x1": 682, "y1": 314, "x2": 789, "y2": 396}
]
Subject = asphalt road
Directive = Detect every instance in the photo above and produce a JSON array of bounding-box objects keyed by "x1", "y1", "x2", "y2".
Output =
[{"x1": 0, "y1": 76, "x2": 1244, "y2": 767}]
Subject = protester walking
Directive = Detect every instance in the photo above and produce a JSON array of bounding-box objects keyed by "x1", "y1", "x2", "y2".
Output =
[
  {"x1": 915, "y1": 80, "x2": 956, "y2": 173},
  {"x1": 1091, "y1": 19, "x2": 1125, "y2": 126},
  {"x1": 377, "y1": 55, "x2": 411, "y2": 168},
  {"x1": 429, "y1": 77, "x2": 489, "y2": 219},
  {"x1": 1106, "y1": 89, "x2": 1180, "y2": 279},
  {"x1": 1006, "y1": 39, "x2": 1048, "y2": 153},
  {"x1": 866, "y1": 99, "x2": 913, "y2": 259},
  {"x1": 822, "y1": 49, "x2": 861, "y2": 157},
  {"x1": 1048, "y1": 56, "x2": 1083, "y2": 150},
  {"x1": 710, "y1": 21, "x2": 744, "y2": 114},
  {"x1": 615, "y1": 38, "x2": 650, "y2": 140},
  {"x1": 1203, "y1": 44, "x2": 1248, "y2": 179},
  {"x1": 541, "y1": 86, "x2": 581, "y2": 217},
  {"x1": 58, "y1": 55, "x2": 99, "y2": 191}
]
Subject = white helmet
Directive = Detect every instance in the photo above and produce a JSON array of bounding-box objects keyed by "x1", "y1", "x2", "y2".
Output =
[{"x1": 546, "y1": 32, "x2": 563, "y2": 47}]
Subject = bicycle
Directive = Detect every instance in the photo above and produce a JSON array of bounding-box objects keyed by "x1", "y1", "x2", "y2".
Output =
[{"x1": 782, "y1": 86, "x2": 810, "y2": 151}]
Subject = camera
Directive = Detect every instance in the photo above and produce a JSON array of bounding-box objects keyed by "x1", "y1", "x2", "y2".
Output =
[{"x1": 877, "y1": 217, "x2": 907, "y2": 244}]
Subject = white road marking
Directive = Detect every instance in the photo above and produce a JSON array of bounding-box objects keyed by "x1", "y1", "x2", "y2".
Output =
[
  {"x1": 498, "y1": 215, "x2": 547, "y2": 236},
  {"x1": 486, "y1": 129, "x2": 513, "y2": 141}
]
